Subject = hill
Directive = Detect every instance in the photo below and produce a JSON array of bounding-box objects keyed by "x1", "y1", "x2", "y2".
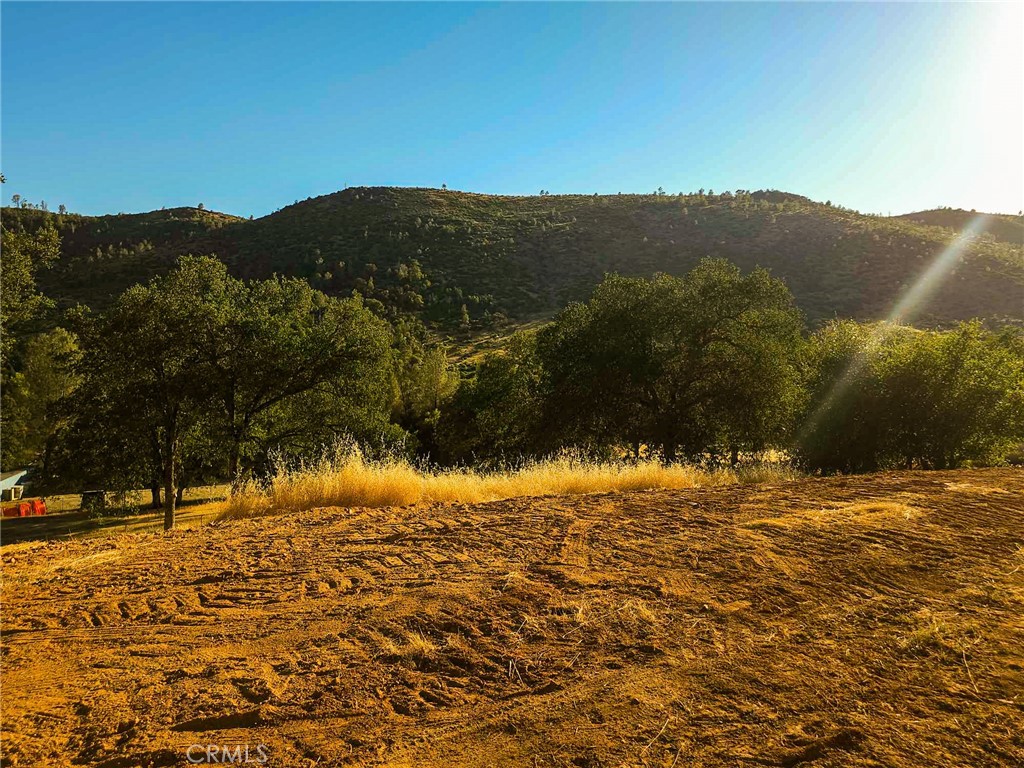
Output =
[
  {"x1": 896, "y1": 208, "x2": 1024, "y2": 246},
  {"x1": 3, "y1": 206, "x2": 245, "y2": 311},
  {"x1": 2, "y1": 469, "x2": 1022, "y2": 766},
  {"x1": 5, "y1": 189, "x2": 1023, "y2": 329}
]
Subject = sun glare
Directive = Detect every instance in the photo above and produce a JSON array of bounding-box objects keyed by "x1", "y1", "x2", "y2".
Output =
[
  {"x1": 969, "y1": 4, "x2": 1024, "y2": 212},
  {"x1": 888, "y1": 215, "x2": 987, "y2": 324},
  {"x1": 799, "y1": 214, "x2": 989, "y2": 441}
]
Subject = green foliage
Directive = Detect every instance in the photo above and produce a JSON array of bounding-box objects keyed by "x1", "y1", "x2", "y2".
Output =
[
  {"x1": 0, "y1": 328, "x2": 80, "y2": 471},
  {"x1": 441, "y1": 268, "x2": 1020, "y2": 471},
  {"x1": 50, "y1": 256, "x2": 396, "y2": 527},
  {"x1": 5, "y1": 192, "x2": 1021, "y2": 498},
  {"x1": 438, "y1": 331, "x2": 545, "y2": 464},
  {"x1": 390, "y1": 317, "x2": 460, "y2": 456},
  {"x1": 201, "y1": 263, "x2": 397, "y2": 478},
  {"x1": 55, "y1": 258, "x2": 228, "y2": 525},
  {"x1": 4, "y1": 188, "x2": 1020, "y2": 334},
  {"x1": 3, "y1": 206, "x2": 243, "y2": 314},
  {"x1": 0, "y1": 223, "x2": 60, "y2": 367},
  {"x1": 796, "y1": 321, "x2": 1024, "y2": 471},
  {"x1": 535, "y1": 260, "x2": 806, "y2": 461}
]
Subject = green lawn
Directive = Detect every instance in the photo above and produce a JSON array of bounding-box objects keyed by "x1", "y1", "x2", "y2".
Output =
[{"x1": 0, "y1": 485, "x2": 228, "y2": 545}]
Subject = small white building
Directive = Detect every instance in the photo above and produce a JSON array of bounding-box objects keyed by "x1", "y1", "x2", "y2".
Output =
[{"x1": 1, "y1": 470, "x2": 28, "y2": 501}]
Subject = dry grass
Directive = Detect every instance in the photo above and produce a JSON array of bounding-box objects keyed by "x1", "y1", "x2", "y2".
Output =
[
  {"x1": 735, "y1": 463, "x2": 803, "y2": 485},
  {"x1": 742, "y1": 500, "x2": 921, "y2": 531},
  {"x1": 366, "y1": 630, "x2": 438, "y2": 663},
  {"x1": 897, "y1": 609, "x2": 971, "y2": 656},
  {"x1": 219, "y1": 447, "x2": 798, "y2": 521}
]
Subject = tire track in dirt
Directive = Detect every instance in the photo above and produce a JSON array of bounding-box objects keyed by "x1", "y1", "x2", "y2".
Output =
[{"x1": 2, "y1": 469, "x2": 1022, "y2": 767}]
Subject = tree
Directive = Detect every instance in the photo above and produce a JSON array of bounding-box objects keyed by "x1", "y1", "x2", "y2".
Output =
[
  {"x1": 796, "y1": 321, "x2": 1024, "y2": 471},
  {"x1": 795, "y1": 321, "x2": 887, "y2": 472},
  {"x1": 391, "y1": 318, "x2": 459, "y2": 457},
  {"x1": 203, "y1": 265, "x2": 396, "y2": 480},
  {"x1": 0, "y1": 222, "x2": 62, "y2": 474},
  {"x1": 0, "y1": 328, "x2": 80, "y2": 471},
  {"x1": 69, "y1": 260, "x2": 225, "y2": 528},
  {"x1": 438, "y1": 331, "x2": 544, "y2": 464},
  {"x1": 57, "y1": 257, "x2": 397, "y2": 527},
  {"x1": 0, "y1": 224, "x2": 60, "y2": 368},
  {"x1": 878, "y1": 323, "x2": 1024, "y2": 468},
  {"x1": 537, "y1": 260, "x2": 805, "y2": 462}
]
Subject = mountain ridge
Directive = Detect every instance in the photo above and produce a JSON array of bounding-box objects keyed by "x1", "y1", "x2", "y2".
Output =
[{"x1": 5, "y1": 187, "x2": 1022, "y2": 329}]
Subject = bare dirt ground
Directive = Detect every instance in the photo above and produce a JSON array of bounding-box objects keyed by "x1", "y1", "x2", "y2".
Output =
[{"x1": 2, "y1": 469, "x2": 1022, "y2": 767}]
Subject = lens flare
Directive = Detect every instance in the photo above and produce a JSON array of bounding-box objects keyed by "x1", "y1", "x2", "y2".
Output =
[
  {"x1": 886, "y1": 216, "x2": 988, "y2": 324},
  {"x1": 798, "y1": 215, "x2": 988, "y2": 442}
]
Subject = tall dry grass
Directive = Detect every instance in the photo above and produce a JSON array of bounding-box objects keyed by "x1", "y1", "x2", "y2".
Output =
[{"x1": 219, "y1": 445, "x2": 800, "y2": 521}]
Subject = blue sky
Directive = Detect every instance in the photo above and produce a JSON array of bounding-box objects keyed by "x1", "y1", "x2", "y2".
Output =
[{"x1": 2, "y1": 2, "x2": 1021, "y2": 217}]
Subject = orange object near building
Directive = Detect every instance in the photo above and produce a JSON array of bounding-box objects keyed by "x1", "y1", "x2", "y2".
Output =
[{"x1": 1, "y1": 498, "x2": 48, "y2": 517}]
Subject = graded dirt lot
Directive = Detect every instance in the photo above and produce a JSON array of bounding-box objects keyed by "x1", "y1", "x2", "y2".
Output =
[{"x1": 2, "y1": 470, "x2": 1022, "y2": 767}]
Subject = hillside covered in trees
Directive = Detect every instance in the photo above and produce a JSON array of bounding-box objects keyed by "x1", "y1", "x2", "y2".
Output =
[
  {"x1": 4, "y1": 188, "x2": 1022, "y2": 331},
  {"x1": 896, "y1": 208, "x2": 1024, "y2": 245},
  {"x1": 2, "y1": 203, "x2": 1022, "y2": 527}
]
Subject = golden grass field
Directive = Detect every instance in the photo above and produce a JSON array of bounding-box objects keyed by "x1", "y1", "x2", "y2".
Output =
[
  {"x1": 220, "y1": 451, "x2": 799, "y2": 520},
  {"x1": 2, "y1": 468, "x2": 1022, "y2": 767}
]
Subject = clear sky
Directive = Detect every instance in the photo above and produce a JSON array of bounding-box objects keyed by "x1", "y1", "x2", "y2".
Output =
[{"x1": 2, "y1": 2, "x2": 1021, "y2": 218}]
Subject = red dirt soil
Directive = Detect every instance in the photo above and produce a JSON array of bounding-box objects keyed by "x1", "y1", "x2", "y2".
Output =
[{"x1": 2, "y1": 469, "x2": 1022, "y2": 767}]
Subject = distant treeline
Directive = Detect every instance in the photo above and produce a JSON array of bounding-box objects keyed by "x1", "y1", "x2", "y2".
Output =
[
  {"x1": 440, "y1": 264, "x2": 1023, "y2": 472},
  {"x1": 2, "y1": 223, "x2": 1021, "y2": 528}
]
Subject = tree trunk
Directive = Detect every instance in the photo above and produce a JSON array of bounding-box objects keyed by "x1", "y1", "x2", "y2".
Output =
[
  {"x1": 226, "y1": 386, "x2": 239, "y2": 484},
  {"x1": 163, "y1": 442, "x2": 176, "y2": 531},
  {"x1": 730, "y1": 446, "x2": 740, "y2": 467},
  {"x1": 663, "y1": 441, "x2": 677, "y2": 465},
  {"x1": 150, "y1": 432, "x2": 164, "y2": 509},
  {"x1": 175, "y1": 483, "x2": 185, "y2": 506},
  {"x1": 228, "y1": 442, "x2": 240, "y2": 487}
]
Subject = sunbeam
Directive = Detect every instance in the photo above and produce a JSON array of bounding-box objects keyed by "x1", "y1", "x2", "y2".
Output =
[
  {"x1": 797, "y1": 215, "x2": 988, "y2": 442},
  {"x1": 886, "y1": 215, "x2": 988, "y2": 323}
]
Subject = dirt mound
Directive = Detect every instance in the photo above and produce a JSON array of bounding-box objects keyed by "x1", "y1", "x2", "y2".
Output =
[{"x1": 3, "y1": 470, "x2": 1022, "y2": 767}]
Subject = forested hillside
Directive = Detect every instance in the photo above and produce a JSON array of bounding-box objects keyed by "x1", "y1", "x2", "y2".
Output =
[
  {"x1": 3, "y1": 196, "x2": 1022, "y2": 516},
  {"x1": 896, "y1": 208, "x2": 1024, "y2": 245},
  {"x1": 4, "y1": 188, "x2": 1022, "y2": 329}
]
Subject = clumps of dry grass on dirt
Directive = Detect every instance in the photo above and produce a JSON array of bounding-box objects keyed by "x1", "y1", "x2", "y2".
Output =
[
  {"x1": 896, "y1": 608, "x2": 984, "y2": 670},
  {"x1": 367, "y1": 629, "x2": 439, "y2": 665},
  {"x1": 219, "y1": 446, "x2": 799, "y2": 520}
]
